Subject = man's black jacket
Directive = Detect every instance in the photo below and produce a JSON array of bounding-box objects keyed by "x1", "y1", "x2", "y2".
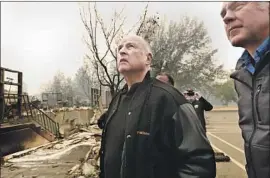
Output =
[
  {"x1": 191, "y1": 97, "x2": 213, "y2": 131},
  {"x1": 99, "y1": 72, "x2": 216, "y2": 178}
]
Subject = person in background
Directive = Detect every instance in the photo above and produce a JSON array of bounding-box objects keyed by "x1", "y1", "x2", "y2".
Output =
[
  {"x1": 221, "y1": 2, "x2": 269, "y2": 178},
  {"x1": 97, "y1": 112, "x2": 106, "y2": 129},
  {"x1": 156, "y1": 72, "x2": 175, "y2": 86},
  {"x1": 183, "y1": 89, "x2": 213, "y2": 132}
]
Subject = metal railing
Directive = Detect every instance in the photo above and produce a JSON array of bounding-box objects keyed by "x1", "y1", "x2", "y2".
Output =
[
  {"x1": 30, "y1": 104, "x2": 60, "y2": 138},
  {"x1": 2, "y1": 93, "x2": 60, "y2": 138}
]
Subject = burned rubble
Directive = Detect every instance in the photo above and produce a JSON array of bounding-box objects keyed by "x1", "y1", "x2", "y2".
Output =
[{"x1": 2, "y1": 109, "x2": 103, "y2": 178}]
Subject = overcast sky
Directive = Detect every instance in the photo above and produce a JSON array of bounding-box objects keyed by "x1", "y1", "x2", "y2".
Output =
[{"x1": 1, "y1": 1, "x2": 244, "y2": 95}]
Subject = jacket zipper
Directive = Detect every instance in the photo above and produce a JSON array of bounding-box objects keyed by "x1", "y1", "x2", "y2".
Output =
[
  {"x1": 255, "y1": 84, "x2": 262, "y2": 122},
  {"x1": 249, "y1": 94, "x2": 257, "y2": 177},
  {"x1": 248, "y1": 81, "x2": 259, "y2": 178}
]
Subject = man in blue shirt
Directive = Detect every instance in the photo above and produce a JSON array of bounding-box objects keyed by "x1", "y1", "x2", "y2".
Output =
[{"x1": 221, "y1": 2, "x2": 269, "y2": 178}]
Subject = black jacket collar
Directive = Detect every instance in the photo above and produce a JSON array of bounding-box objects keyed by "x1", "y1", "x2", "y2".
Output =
[{"x1": 121, "y1": 71, "x2": 151, "y2": 93}]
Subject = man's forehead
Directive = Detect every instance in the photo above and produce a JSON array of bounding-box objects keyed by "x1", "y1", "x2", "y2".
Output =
[
  {"x1": 221, "y1": 1, "x2": 247, "y2": 9},
  {"x1": 220, "y1": 2, "x2": 238, "y2": 15}
]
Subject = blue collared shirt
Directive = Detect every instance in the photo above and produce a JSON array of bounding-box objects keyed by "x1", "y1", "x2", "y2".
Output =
[{"x1": 240, "y1": 36, "x2": 269, "y2": 74}]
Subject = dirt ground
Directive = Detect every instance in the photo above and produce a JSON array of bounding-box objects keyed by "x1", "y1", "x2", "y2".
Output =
[{"x1": 1, "y1": 108, "x2": 247, "y2": 178}]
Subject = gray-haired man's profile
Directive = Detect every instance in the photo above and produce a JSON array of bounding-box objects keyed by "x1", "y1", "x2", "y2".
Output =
[{"x1": 98, "y1": 34, "x2": 216, "y2": 178}]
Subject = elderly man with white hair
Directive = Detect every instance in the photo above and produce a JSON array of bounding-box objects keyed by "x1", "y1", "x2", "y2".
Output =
[
  {"x1": 221, "y1": 2, "x2": 269, "y2": 178},
  {"x1": 98, "y1": 34, "x2": 216, "y2": 178}
]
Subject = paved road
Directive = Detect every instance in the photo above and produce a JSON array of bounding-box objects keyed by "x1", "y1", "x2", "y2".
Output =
[{"x1": 206, "y1": 110, "x2": 247, "y2": 178}]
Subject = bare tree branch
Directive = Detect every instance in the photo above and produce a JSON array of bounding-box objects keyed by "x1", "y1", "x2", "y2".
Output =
[
  {"x1": 94, "y1": 61, "x2": 110, "y2": 87},
  {"x1": 136, "y1": 3, "x2": 149, "y2": 35},
  {"x1": 95, "y1": 6, "x2": 126, "y2": 60},
  {"x1": 79, "y1": 2, "x2": 154, "y2": 96}
]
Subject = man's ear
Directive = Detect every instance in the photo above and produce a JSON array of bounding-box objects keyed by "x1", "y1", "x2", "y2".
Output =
[{"x1": 146, "y1": 53, "x2": 152, "y2": 65}]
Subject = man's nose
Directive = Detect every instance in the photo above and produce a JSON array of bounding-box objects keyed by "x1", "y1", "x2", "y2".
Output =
[
  {"x1": 119, "y1": 47, "x2": 127, "y2": 55},
  {"x1": 223, "y1": 10, "x2": 236, "y2": 25}
]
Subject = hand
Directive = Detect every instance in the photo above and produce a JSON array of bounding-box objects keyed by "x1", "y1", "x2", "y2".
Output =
[{"x1": 195, "y1": 92, "x2": 201, "y2": 99}]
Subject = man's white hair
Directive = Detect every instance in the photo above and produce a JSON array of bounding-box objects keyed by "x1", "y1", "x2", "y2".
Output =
[{"x1": 120, "y1": 34, "x2": 152, "y2": 55}]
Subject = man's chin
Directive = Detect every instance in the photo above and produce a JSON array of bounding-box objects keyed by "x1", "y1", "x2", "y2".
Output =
[
  {"x1": 230, "y1": 36, "x2": 245, "y2": 47},
  {"x1": 118, "y1": 68, "x2": 130, "y2": 75}
]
